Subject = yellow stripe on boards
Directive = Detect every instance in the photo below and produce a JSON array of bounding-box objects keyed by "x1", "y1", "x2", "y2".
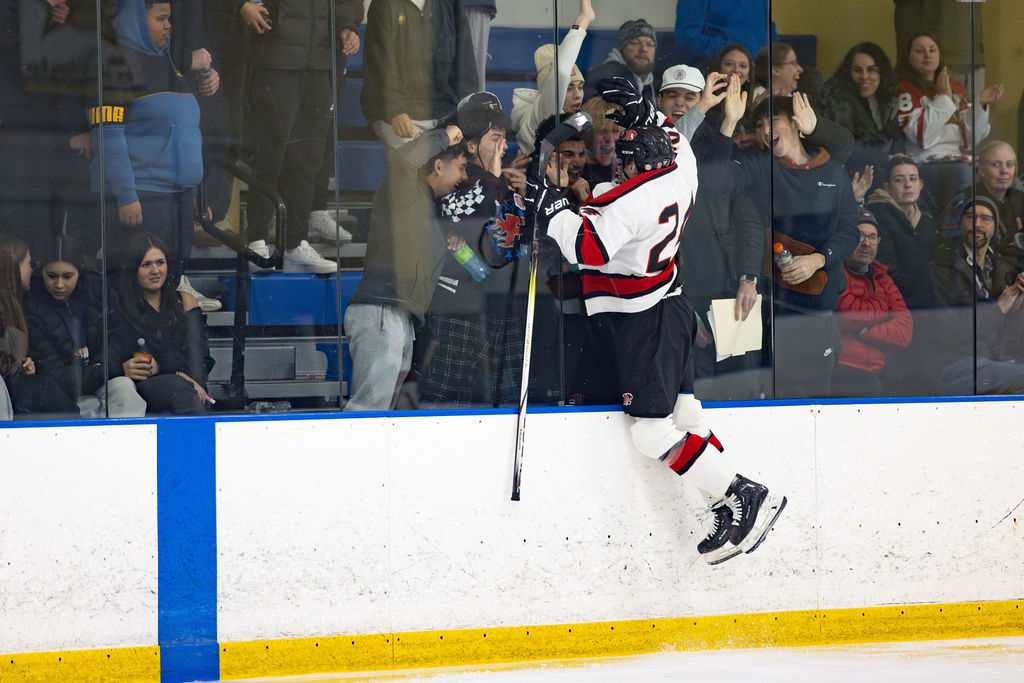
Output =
[
  {"x1": 0, "y1": 645, "x2": 160, "y2": 683},
  {"x1": 219, "y1": 600, "x2": 1024, "y2": 680},
  {"x1": 219, "y1": 633, "x2": 394, "y2": 680}
]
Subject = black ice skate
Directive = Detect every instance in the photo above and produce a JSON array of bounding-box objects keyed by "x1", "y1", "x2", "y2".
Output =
[
  {"x1": 697, "y1": 500, "x2": 743, "y2": 565},
  {"x1": 723, "y1": 474, "x2": 787, "y2": 554}
]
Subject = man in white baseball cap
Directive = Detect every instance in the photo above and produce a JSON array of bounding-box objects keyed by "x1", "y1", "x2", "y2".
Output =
[
  {"x1": 658, "y1": 65, "x2": 705, "y2": 117},
  {"x1": 657, "y1": 64, "x2": 727, "y2": 141}
]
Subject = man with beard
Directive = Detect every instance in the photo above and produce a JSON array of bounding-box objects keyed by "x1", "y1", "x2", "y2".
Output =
[
  {"x1": 930, "y1": 196, "x2": 1024, "y2": 394},
  {"x1": 583, "y1": 18, "x2": 658, "y2": 105},
  {"x1": 940, "y1": 140, "x2": 1024, "y2": 269}
]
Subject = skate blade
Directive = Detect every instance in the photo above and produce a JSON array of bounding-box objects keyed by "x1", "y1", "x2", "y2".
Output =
[
  {"x1": 703, "y1": 544, "x2": 744, "y2": 566},
  {"x1": 740, "y1": 494, "x2": 787, "y2": 555}
]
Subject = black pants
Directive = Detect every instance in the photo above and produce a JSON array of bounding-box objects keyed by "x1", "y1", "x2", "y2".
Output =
[
  {"x1": 135, "y1": 373, "x2": 205, "y2": 415},
  {"x1": 7, "y1": 373, "x2": 77, "y2": 416},
  {"x1": 590, "y1": 292, "x2": 695, "y2": 418},
  {"x1": 243, "y1": 67, "x2": 333, "y2": 249},
  {"x1": 772, "y1": 311, "x2": 840, "y2": 399}
]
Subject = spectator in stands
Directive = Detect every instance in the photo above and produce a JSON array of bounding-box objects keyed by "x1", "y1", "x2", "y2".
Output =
[
  {"x1": 89, "y1": 1, "x2": 207, "y2": 296},
  {"x1": 744, "y1": 95, "x2": 860, "y2": 398},
  {"x1": 672, "y1": 0, "x2": 775, "y2": 69},
  {"x1": 677, "y1": 75, "x2": 766, "y2": 400},
  {"x1": 895, "y1": 33, "x2": 1003, "y2": 216},
  {"x1": 894, "y1": 0, "x2": 982, "y2": 86},
  {"x1": 752, "y1": 43, "x2": 802, "y2": 104},
  {"x1": 579, "y1": 97, "x2": 624, "y2": 187},
  {"x1": 239, "y1": 0, "x2": 364, "y2": 274},
  {"x1": 0, "y1": 234, "x2": 77, "y2": 416},
  {"x1": 511, "y1": 0, "x2": 594, "y2": 155},
  {"x1": 308, "y1": 0, "x2": 365, "y2": 246},
  {"x1": 112, "y1": 232, "x2": 214, "y2": 415},
  {"x1": 656, "y1": 66, "x2": 731, "y2": 142},
  {"x1": 705, "y1": 43, "x2": 755, "y2": 122},
  {"x1": 418, "y1": 95, "x2": 529, "y2": 408},
  {"x1": 940, "y1": 140, "x2": 1024, "y2": 269},
  {"x1": 531, "y1": 115, "x2": 590, "y2": 206},
  {"x1": 344, "y1": 126, "x2": 466, "y2": 412},
  {"x1": 461, "y1": 0, "x2": 497, "y2": 92},
  {"x1": 931, "y1": 197, "x2": 1024, "y2": 393},
  {"x1": 866, "y1": 156, "x2": 938, "y2": 309},
  {"x1": 820, "y1": 42, "x2": 904, "y2": 187},
  {"x1": 833, "y1": 210, "x2": 913, "y2": 397},
  {"x1": 360, "y1": 0, "x2": 477, "y2": 149},
  {"x1": 24, "y1": 244, "x2": 146, "y2": 417},
  {"x1": 583, "y1": 18, "x2": 658, "y2": 105}
]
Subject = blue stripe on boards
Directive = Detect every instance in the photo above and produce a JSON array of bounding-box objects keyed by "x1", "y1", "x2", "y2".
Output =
[{"x1": 157, "y1": 421, "x2": 219, "y2": 683}]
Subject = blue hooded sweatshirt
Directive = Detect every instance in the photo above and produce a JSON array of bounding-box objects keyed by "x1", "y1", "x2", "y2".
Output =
[{"x1": 89, "y1": 0, "x2": 202, "y2": 206}]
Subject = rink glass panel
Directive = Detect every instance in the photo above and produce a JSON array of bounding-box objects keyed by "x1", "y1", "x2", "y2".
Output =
[{"x1": 1, "y1": 0, "x2": 1016, "y2": 424}]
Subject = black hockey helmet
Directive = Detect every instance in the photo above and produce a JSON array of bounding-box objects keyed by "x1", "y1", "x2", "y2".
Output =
[{"x1": 615, "y1": 125, "x2": 675, "y2": 173}]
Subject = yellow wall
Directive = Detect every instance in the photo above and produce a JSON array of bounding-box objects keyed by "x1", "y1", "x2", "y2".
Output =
[{"x1": 771, "y1": 0, "x2": 1021, "y2": 144}]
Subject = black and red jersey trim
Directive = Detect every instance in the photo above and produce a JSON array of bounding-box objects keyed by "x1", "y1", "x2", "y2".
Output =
[
  {"x1": 584, "y1": 163, "x2": 678, "y2": 208},
  {"x1": 580, "y1": 260, "x2": 677, "y2": 300},
  {"x1": 575, "y1": 216, "x2": 610, "y2": 266}
]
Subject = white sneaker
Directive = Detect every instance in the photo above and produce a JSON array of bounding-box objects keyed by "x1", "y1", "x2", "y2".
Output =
[
  {"x1": 309, "y1": 210, "x2": 353, "y2": 243},
  {"x1": 283, "y1": 240, "x2": 337, "y2": 274},
  {"x1": 248, "y1": 239, "x2": 273, "y2": 272},
  {"x1": 177, "y1": 274, "x2": 223, "y2": 312}
]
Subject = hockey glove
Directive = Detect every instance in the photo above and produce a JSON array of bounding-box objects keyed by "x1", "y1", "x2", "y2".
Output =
[
  {"x1": 599, "y1": 76, "x2": 656, "y2": 129},
  {"x1": 526, "y1": 177, "x2": 574, "y2": 236}
]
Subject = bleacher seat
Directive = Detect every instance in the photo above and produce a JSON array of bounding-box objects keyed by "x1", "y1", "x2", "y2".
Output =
[
  {"x1": 337, "y1": 140, "x2": 387, "y2": 192},
  {"x1": 249, "y1": 272, "x2": 362, "y2": 326}
]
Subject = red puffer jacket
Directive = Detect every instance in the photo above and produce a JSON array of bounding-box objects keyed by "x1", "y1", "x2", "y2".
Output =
[{"x1": 835, "y1": 261, "x2": 914, "y2": 373}]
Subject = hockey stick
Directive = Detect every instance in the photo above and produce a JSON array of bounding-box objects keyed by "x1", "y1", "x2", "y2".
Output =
[{"x1": 511, "y1": 111, "x2": 592, "y2": 501}]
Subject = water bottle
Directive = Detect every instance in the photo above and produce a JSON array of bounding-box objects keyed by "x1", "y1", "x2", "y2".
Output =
[
  {"x1": 453, "y1": 245, "x2": 491, "y2": 282},
  {"x1": 773, "y1": 242, "x2": 794, "y2": 268},
  {"x1": 133, "y1": 338, "x2": 152, "y2": 362}
]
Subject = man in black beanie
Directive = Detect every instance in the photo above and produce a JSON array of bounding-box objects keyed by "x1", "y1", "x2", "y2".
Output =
[{"x1": 583, "y1": 18, "x2": 658, "y2": 104}]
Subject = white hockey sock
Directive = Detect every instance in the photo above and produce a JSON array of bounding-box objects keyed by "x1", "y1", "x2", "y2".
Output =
[
  {"x1": 630, "y1": 416, "x2": 685, "y2": 460},
  {"x1": 683, "y1": 448, "x2": 736, "y2": 503},
  {"x1": 672, "y1": 393, "x2": 709, "y2": 435}
]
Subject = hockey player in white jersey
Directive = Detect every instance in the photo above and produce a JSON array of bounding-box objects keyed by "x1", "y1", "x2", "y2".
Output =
[{"x1": 532, "y1": 76, "x2": 786, "y2": 564}]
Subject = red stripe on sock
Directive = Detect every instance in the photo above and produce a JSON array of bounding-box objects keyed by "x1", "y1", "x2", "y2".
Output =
[
  {"x1": 664, "y1": 432, "x2": 708, "y2": 474},
  {"x1": 707, "y1": 432, "x2": 724, "y2": 452}
]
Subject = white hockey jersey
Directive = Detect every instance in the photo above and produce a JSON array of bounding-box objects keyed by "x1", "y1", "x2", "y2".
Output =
[{"x1": 547, "y1": 115, "x2": 698, "y2": 315}]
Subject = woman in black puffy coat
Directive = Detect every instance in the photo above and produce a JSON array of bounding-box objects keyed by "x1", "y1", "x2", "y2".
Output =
[{"x1": 111, "y1": 232, "x2": 214, "y2": 415}]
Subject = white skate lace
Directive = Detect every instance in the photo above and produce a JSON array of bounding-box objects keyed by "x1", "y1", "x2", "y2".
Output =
[
  {"x1": 703, "y1": 503, "x2": 728, "y2": 540},
  {"x1": 725, "y1": 494, "x2": 743, "y2": 525}
]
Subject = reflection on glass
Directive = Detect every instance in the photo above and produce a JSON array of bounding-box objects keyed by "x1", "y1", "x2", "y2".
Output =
[{"x1": 3, "y1": 0, "x2": 1020, "y2": 423}]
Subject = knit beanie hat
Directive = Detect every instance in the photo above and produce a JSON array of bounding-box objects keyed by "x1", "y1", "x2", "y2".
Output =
[
  {"x1": 856, "y1": 207, "x2": 879, "y2": 229},
  {"x1": 618, "y1": 18, "x2": 656, "y2": 51},
  {"x1": 535, "y1": 44, "x2": 584, "y2": 89},
  {"x1": 958, "y1": 195, "x2": 1001, "y2": 231}
]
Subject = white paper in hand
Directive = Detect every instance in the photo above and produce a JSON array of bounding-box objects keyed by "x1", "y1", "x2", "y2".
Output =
[{"x1": 709, "y1": 296, "x2": 763, "y2": 358}]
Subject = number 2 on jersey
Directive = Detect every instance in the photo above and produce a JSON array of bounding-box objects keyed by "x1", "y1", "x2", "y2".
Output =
[{"x1": 646, "y1": 203, "x2": 679, "y2": 274}]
